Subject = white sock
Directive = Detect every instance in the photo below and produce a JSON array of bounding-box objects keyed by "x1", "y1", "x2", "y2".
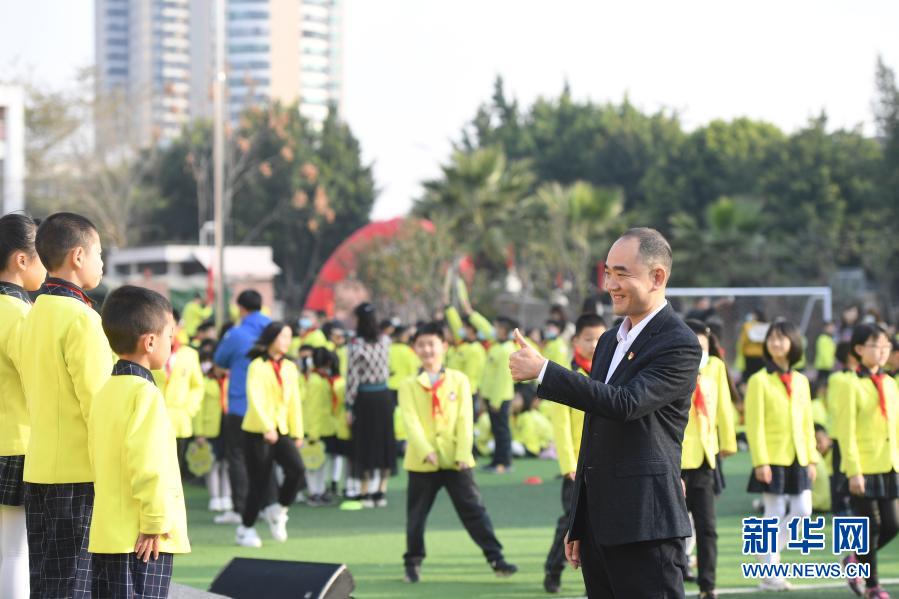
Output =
[
  {"x1": 331, "y1": 455, "x2": 344, "y2": 486},
  {"x1": 207, "y1": 461, "x2": 221, "y2": 500},
  {"x1": 0, "y1": 505, "x2": 29, "y2": 599},
  {"x1": 368, "y1": 470, "x2": 381, "y2": 494},
  {"x1": 762, "y1": 493, "x2": 788, "y2": 567}
]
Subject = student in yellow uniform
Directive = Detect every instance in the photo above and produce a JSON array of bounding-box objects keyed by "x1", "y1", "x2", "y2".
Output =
[
  {"x1": 193, "y1": 340, "x2": 232, "y2": 513},
  {"x1": 745, "y1": 320, "x2": 817, "y2": 593},
  {"x1": 154, "y1": 309, "x2": 205, "y2": 477},
  {"x1": 738, "y1": 310, "x2": 769, "y2": 382},
  {"x1": 19, "y1": 213, "x2": 115, "y2": 598},
  {"x1": 837, "y1": 324, "x2": 899, "y2": 599},
  {"x1": 237, "y1": 322, "x2": 305, "y2": 548},
  {"x1": 475, "y1": 314, "x2": 519, "y2": 473},
  {"x1": 539, "y1": 320, "x2": 571, "y2": 419},
  {"x1": 398, "y1": 322, "x2": 517, "y2": 584},
  {"x1": 542, "y1": 313, "x2": 604, "y2": 594},
  {"x1": 289, "y1": 309, "x2": 330, "y2": 357},
  {"x1": 812, "y1": 321, "x2": 837, "y2": 396},
  {"x1": 827, "y1": 342, "x2": 858, "y2": 516},
  {"x1": 445, "y1": 305, "x2": 488, "y2": 415},
  {"x1": 181, "y1": 293, "x2": 212, "y2": 341},
  {"x1": 0, "y1": 214, "x2": 46, "y2": 599},
  {"x1": 389, "y1": 325, "x2": 421, "y2": 448},
  {"x1": 88, "y1": 286, "x2": 190, "y2": 598},
  {"x1": 311, "y1": 348, "x2": 350, "y2": 500},
  {"x1": 510, "y1": 387, "x2": 553, "y2": 457},
  {"x1": 303, "y1": 347, "x2": 340, "y2": 506},
  {"x1": 681, "y1": 320, "x2": 738, "y2": 599}
]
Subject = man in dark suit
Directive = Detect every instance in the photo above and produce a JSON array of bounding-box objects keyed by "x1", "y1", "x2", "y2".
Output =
[{"x1": 510, "y1": 228, "x2": 701, "y2": 598}]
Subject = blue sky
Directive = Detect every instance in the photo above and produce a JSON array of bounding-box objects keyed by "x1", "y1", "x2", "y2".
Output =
[{"x1": 2, "y1": 0, "x2": 898, "y2": 219}]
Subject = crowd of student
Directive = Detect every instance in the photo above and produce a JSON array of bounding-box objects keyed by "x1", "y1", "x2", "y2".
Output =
[{"x1": 0, "y1": 210, "x2": 898, "y2": 598}]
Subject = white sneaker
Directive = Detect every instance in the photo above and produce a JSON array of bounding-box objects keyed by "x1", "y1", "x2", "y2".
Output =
[
  {"x1": 758, "y1": 578, "x2": 792, "y2": 592},
  {"x1": 375, "y1": 497, "x2": 388, "y2": 508},
  {"x1": 263, "y1": 504, "x2": 289, "y2": 542},
  {"x1": 214, "y1": 510, "x2": 242, "y2": 524},
  {"x1": 236, "y1": 525, "x2": 262, "y2": 548},
  {"x1": 208, "y1": 497, "x2": 222, "y2": 512},
  {"x1": 221, "y1": 496, "x2": 234, "y2": 512}
]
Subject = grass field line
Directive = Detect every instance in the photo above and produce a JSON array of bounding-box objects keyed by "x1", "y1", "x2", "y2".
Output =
[{"x1": 557, "y1": 577, "x2": 899, "y2": 599}]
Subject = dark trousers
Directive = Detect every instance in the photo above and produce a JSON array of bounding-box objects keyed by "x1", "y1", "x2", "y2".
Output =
[
  {"x1": 487, "y1": 400, "x2": 512, "y2": 467},
  {"x1": 92, "y1": 552, "x2": 174, "y2": 599},
  {"x1": 830, "y1": 441, "x2": 851, "y2": 515},
  {"x1": 545, "y1": 476, "x2": 576, "y2": 578},
  {"x1": 24, "y1": 482, "x2": 95, "y2": 598},
  {"x1": 579, "y1": 508, "x2": 686, "y2": 599},
  {"x1": 223, "y1": 413, "x2": 250, "y2": 513},
  {"x1": 850, "y1": 496, "x2": 899, "y2": 588},
  {"x1": 242, "y1": 432, "x2": 305, "y2": 528},
  {"x1": 683, "y1": 466, "x2": 718, "y2": 592},
  {"x1": 404, "y1": 470, "x2": 504, "y2": 566}
]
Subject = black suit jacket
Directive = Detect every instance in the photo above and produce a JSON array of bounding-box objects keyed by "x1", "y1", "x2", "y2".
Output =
[{"x1": 537, "y1": 303, "x2": 700, "y2": 547}]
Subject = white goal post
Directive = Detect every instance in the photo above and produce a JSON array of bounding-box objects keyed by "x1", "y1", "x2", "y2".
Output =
[{"x1": 666, "y1": 287, "x2": 833, "y2": 336}]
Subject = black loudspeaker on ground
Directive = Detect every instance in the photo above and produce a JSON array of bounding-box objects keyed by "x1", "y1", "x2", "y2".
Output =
[{"x1": 207, "y1": 558, "x2": 355, "y2": 599}]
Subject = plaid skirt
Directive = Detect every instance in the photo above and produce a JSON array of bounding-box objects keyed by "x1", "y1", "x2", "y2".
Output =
[
  {"x1": 841, "y1": 470, "x2": 899, "y2": 499},
  {"x1": 746, "y1": 460, "x2": 811, "y2": 495},
  {"x1": 0, "y1": 454, "x2": 26, "y2": 506},
  {"x1": 92, "y1": 552, "x2": 174, "y2": 599}
]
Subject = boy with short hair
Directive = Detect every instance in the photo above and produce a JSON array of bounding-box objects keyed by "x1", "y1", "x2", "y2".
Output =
[
  {"x1": 542, "y1": 313, "x2": 605, "y2": 594},
  {"x1": 398, "y1": 322, "x2": 517, "y2": 584},
  {"x1": 19, "y1": 212, "x2": 115, "y2": 597},
  {"x1": 89, "y1": 285, "x2": 190, "y2": 598}
]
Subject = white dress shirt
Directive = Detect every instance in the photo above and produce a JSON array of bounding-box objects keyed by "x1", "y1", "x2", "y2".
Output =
[{"x1": 537, "y1": 300, "x2": 668, "y2": 384}]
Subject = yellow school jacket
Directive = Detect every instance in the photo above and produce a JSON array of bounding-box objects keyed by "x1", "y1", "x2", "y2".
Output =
[
  {"x1": 682, "y1": 357, "x2": 738, "y2": 470},
  {"x1": 814, "y1": 335, "x2": 836, "y2": 371},
  {"x1": 389, "y1": 343, "x2": 421, "y2": 391},
  {"x1": 242, "y1": 357, "x2": 303, "y2": 437},
  {"x1": 837, "y1": 373, "x2": 899, "y2": 477},
  {"x1": 480, "y1": 340, "x2": 516, "y2": 408},
  {"x1": 745, "y1": 368, "x2": 817, "y2": 468},
  {"x1": 20, "y1": 294, "x2": 115, "y2": 483},
  {"x1": 512, "y1": 409, "x2": 553, "y2": 456},
  {"x1": 455, "y1": 341, "x2": 487, "y2": 395},
  {"x1": 399, "y1": 368, "x2": 475, "y2": 472},
  {"x1": 88, "y1": 370, "x2": 190, "y2": 554},
  {"x1": 0, "y1": 293, "x2": 31, "y2": 456},
  {"x1": 193, "y1": 376, "x2": 226, "y2": 439},
  {"x1": 551, "y1": 365, "x2": 588, "y2": 476},
  {"x1": 289, "y1": 329, "x2": 329, "y2": 358},
  {"x1": 153, "y1": 345, "x2": 204, "y2": 439},
  {"x1": 327, "y1": 375, "x2": 350, "y2": 441},
  {"x1": 542, "y1": 337, "x2": 571, "y2": 370},
  {"x1": 303, "y1": 372, "x2": 337, "y2": 441}
]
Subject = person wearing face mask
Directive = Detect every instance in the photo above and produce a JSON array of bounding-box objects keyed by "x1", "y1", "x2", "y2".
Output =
[
  {"x1": 680, "y1": 320, "x2": 737, "y2": 599},
  {"x1": 289, "y1": 310, "x2": 329, "y2": 358},
  {"x1": 744, "y1": 320, "x2": 817, "y2": 593},
  {"x1": 193, "y1": 340, "x2": 233, "y2": 513},
  {"x1": 837, "y1": 324, "x2": 899, "y2": 599}
]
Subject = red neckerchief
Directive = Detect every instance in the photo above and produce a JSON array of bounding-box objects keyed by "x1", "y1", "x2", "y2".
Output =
[
  {"x1": 693, "y1": 375, "x2": 708, "y2": 418},
  {"x1": 165, "y1": 339, "x2": 182, "y2": 377},
  {"x1": 270, "y1": 358, "x2": 284, "y2": 388},
  {"x1": 778, "y1": 372, "x2": 793, "y2": 399},
  {"x1": 420, "y1": 372, "x2": 445, "y2": 419},
  {"x1": 859, "y1": 368, "x2": 889, "y2": 419},
  {"x1": 327, "y1": 374, "x2": 341, "y2": 413},
  {"x1": 43, "y1": 279, "x2": 93, "y2": 307},
  {"x1": 573, "y1": 348, "x2": 593, "y2": 375}
]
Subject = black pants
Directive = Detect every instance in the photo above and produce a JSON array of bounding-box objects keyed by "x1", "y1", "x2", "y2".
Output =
[
  {"x1": 683, "y1": 466, "x2": 718, "y2": 592},
  {"x1": 579, "y1": 509, "x2": 686, "y2": 599},
  {"x1": 545, "y1": 476, "x2": 576, "y2": 578},
  {"x1": 223, "y1": 413, "x2": 250, "y2": 513},
  {"x1": 849, "y1": 496, "x2": 899, "y2": 588},
  {"x1": 404, "y1": 470, "x2": 504, "y2": 566},
  {"x1": 487, "y1": 400, "x2": 512, "y2": 467},
  {"x1": 24, "y1": 482, "x2": 95, "y2": 598},
  {"x1": 242, "y1": 432, "x2": 305, "y2": 528},
  {"x1": 830, "y1": 441, "x2": 851, "y2": 515}
]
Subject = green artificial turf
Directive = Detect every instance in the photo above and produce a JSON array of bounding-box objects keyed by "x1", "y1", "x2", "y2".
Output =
[{"x1": 172, "y1": 451, "x2": 898, "y2": 597}]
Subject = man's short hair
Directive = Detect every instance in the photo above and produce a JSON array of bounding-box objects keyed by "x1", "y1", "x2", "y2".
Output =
[
  {"x1": 102, "y1": 285, "x2": 172, "y2": 355},
  {"x1": 35, "y1": 212, "x2": 98, "y2": 271},
  {"x1": 620, "y1": 227, "x2": 673, "y2": 273},
  {"x1": 236, "y1": 289, "x2": 262, "y2": 312},
  {"x1": 412, "y1": 321, "x2": 445, "y2": 343},
  {"x1": 574, "y1": 313, "x2": 606, "y2": 336}
]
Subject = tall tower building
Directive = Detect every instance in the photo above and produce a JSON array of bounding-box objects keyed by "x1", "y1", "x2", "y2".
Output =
[{"x1": 97, "y1": 0, "x2": 344, "y2": 148}]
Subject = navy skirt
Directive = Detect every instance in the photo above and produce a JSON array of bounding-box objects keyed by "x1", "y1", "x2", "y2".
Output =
[{"x1": 747, "y1": 460, "x2": 811, "y2": 495}]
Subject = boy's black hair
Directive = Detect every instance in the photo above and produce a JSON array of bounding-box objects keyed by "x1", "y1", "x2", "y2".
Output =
[
  {"x1": 196, "y1": 318, "x2": 216, "y2": 333},
  {"x1": 835, "y1": 341, "x2": 852, "y2": 366},
  {"x1": 849, "y1": 323, "x2": 889, "y2": 361},
  {"x1": 762, "y1": 320, "x2": 804, "y2": 367},
  {"x1": 101, "y1": 285, "x2": 172, "y2": 355},
  {"x1": 198, "y1": 339, "x2": 217, "y2": 363},
  {"x1": 685, "y1": 319, "x2": 711, "y2": 337},
  {"x1": 312, "y1": 346, "x2": 339, "y2": 375},
  {"x1": 35, "y1": 212, "x2": 98, "y2": 271},
  {"x1": 412, "y1": 321, "x2": 445, "y2": 343},
  {"x1": 247, "y1": 321, "x2": 290, "y2": 360},
  {"x1": 0, "y1": 213, "x2": 39, "y2": 268},
  {"x1": 574, "y1": 313, "x2": 606, "y2": 336},
  {"x1": 236, "y1": 289, "x2": 262, "y2": 312},
  {"x1": 545, "y1": 318, "x2": 565, "y2": 329}
]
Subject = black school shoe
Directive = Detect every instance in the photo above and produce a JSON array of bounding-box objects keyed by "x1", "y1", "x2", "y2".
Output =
[
  {"x1": 491, "y1": 559, "x2": 518, "y2": 577},
  {"x1": 543, "y1": 573, "x2": 561, "y2": 593},
  {"x1": 403, "y1": 564, "x2": 421, "y2": 583}
]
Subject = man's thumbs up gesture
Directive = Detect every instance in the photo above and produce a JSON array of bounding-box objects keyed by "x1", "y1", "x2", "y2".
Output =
[{"x1": 509, "y1": 328, "x2": 547, "y2": 382}]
